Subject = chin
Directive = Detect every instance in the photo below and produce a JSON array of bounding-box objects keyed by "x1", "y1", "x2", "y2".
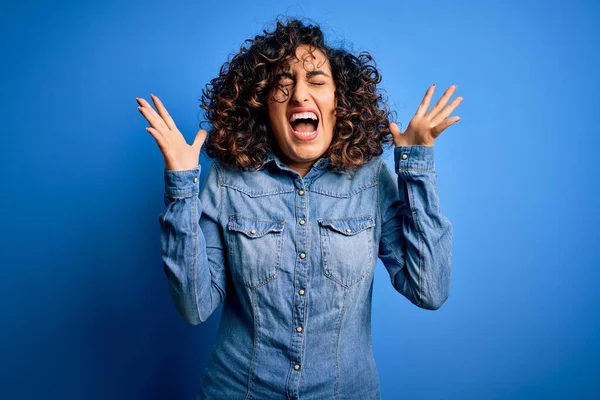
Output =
[{"x1": 291, "y1": 144, "x2": 328, "y2": 161}]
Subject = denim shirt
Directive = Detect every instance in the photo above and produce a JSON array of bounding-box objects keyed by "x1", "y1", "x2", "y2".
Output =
[{"x1": 158, "y1": 145, "x2": 452, "y2": 400}]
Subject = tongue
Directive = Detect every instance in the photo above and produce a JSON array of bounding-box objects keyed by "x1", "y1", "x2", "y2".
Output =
[{"x1": 294, "y1": 121, "x2": 317, "y2": 132}]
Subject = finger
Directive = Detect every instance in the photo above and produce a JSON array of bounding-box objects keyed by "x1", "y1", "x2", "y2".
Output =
[
  {"x1": 431, "y1": 116, "x2": 461, "y2": 138},
  {"x1": 137, "y1": 97, "x2": 169, "y2": 131},
  {"x1": 151, "y1": 94, "x2": 177, "y2": 131},
  {"x1": 389, "y1": 122, "x2": 408, "y2": 146},
  {"x1": 138, "y1": 104, "x2": 169, "y2": 132},
  {"x1": 430, "y1": 96, "x2": 463, "y2": 127},
  {"x1": 416, "y1": 84, "x2": 436, "y2": 117},
  {"x1": 429, "y1": 85, "x2": 458, "y2": 119},
  {"x1": 389, "y1": 122, "x2": 402, "y2": 137},
  {"x1": 193, "y1": 129, "x2": 207, "y2": 152},
  {"x1": 145, "y1": 126, "x2": 168, "y2": 153}
]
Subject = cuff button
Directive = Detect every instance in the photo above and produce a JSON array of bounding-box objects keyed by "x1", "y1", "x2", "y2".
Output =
[
  {"x1": 401, "y1": 154, "x2": 408, "y2": 160},
  {"x1": 193, "y1": 177, "x2": 198, "y2": 183}
]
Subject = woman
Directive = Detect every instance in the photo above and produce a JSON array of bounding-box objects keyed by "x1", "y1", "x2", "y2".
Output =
[{"x1": 137, "y1": 18, "x2": 461, "y2": 400}]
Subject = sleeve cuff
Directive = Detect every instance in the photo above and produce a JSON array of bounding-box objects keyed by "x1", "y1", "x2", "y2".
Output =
[
  {"x1": 164, "y1": 164, "x2": 201, "y2": 198},
  {"x1": 394, "y1": 145, "x2": 435, "y2": 173}
]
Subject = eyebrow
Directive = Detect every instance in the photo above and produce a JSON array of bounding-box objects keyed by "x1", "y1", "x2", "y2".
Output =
[
  {"x1": 307, "y1": 70, "x2": 331, "y2": 78},
  {"x1": 276, "y1": 70, "x2": 331, "y2": 80}
]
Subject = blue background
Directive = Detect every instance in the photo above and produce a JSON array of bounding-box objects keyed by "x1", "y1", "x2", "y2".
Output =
[{"x1": 2, "y1": 0, "x2": 599, "y2": 399}]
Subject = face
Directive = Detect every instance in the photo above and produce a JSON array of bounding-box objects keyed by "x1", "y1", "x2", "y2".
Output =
[{"x1": 267, "y1": 44, "x2": 337, "y2": 176}]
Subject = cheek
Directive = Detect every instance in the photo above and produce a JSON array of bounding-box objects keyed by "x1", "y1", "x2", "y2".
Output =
[
  {"x1": 325, "y1": 99, "x2": 337, "y2": 123},
  {"x1": 323, "y1": 92, "x2": 337, "y2": 114},
  {"x1": 267, "y1": 103, "x2": 284, "y2": 125}
]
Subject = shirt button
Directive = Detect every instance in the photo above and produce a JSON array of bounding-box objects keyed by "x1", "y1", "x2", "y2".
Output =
[
  {"x1": 296, "y1": 326, "x2": 303, "y2": 333},
  {"x1": 299, "y1": 252, "x2": 306, "y2": 259},
  {"x1": 250, "y1": 229, "x2": 257, "y2": 235},
  {"x1": 294, "y1": 364, "x2": 301, "y2": 370},
  {"x1": 299, "y1": 219, "x2": 306, "y2": 225},
  {"x1": 193, "y1": 177, "x2": 198, "y2": 183},
  {"x1": 298, "y1": 289, "x2": 305, "y2": 296},
  {"x1": 298, "y1": 189, "x2": 305, "y2": 196},
  {"x1": 346, "y1": 228, "x2": 352, "y2": 233},
  {"x1": 401, "y1": 153, "x2": 408, "y2": 160}
]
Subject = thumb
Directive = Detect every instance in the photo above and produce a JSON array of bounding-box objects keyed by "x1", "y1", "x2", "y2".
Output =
[
  {"x1": 389, "y1": 122, "x2": 406, "y2": 146},
  {"x1": 192, "y1": 129, "x2": 207, "y2": 152}
]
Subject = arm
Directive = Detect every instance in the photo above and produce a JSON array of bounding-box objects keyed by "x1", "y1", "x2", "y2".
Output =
[
  {"x1": 157, "y1": 161, "x2": 227, "y2": 324},
  {"x1": 378, "y1": 145, "x2": 453, "y2": 310}
]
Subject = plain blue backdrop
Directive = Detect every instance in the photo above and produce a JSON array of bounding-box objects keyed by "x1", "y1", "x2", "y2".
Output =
[{"x1": 1, "y1": 0, "x2": 599, "y2": 399}]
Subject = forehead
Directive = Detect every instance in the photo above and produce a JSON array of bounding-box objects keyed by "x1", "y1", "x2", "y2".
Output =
[{"x1": 278, "y1": 44, "x2": 331, "y2": 73}]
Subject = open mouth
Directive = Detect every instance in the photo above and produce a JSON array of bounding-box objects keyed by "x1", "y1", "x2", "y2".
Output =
[{"x1": 289, "y1": 111, "x2": 319, "y2": 139}]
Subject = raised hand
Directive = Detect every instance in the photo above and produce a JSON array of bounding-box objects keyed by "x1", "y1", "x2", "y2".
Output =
[
  {"x1": 136, "y1": 94, "x2": 207, "y2": 171},
  {"x1": 390, "y1": 84, "x2": 463, "y2": 147}
]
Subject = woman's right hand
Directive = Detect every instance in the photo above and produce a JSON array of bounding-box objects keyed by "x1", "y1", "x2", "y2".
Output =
[{"x1": 137, "y1": 94, "x2": 207, "y2": 171}]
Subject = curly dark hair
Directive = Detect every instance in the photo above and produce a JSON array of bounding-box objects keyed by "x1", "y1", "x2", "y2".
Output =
[{"x1": 201, "y1": 18, "x2": 393, "y2": 172}]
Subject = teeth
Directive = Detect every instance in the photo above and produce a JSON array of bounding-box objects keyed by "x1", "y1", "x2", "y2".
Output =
[{"x1": 290, "y1": 111, "x2": 318, "y2": 122}]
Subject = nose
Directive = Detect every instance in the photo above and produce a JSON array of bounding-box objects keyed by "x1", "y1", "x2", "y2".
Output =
[{"x1": 290, "y1": 80, "x2": 309, "y2": 104}]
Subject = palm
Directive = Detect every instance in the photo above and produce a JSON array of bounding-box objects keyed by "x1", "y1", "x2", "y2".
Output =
[
  {"x1": 390, "y1": 84, "x2": 463, "y2": 147},
  {"x1": 136, "y1": 93, "x2": 207, "y2": 171}
]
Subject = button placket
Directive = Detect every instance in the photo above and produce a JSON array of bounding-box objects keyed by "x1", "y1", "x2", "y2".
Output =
[{"x1": 289, "y1": 182, "x2": 308, "y2": 386}]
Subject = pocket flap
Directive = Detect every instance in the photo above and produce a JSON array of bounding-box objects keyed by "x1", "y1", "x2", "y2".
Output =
[
  {"x1": 228, "y1": 215, "x2": 286, "y2": 238},
  {"x1": 318, "y1": 215, "x2": 375, "y2": 236}
]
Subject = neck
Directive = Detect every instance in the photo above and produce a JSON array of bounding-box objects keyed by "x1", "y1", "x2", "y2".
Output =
[
  {"x1": 288, "y1": 162, "x2": 313, "y2": 178},
  {"x1": 272, "y1": 148, "x2": 316, "y2": 178}
]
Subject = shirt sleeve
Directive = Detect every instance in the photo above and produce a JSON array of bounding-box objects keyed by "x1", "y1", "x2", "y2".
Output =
[
  {"x1": 377, "y1": 145, "x2": 453, "y2": 310},
  {"x1": 157, "y1": 161, "x2": 227, "y2": 324}
]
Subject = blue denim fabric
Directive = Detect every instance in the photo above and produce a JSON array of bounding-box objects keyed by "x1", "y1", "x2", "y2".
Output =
[{"x1": 158, "y1": 145, "x2": 452, "y2": 400}]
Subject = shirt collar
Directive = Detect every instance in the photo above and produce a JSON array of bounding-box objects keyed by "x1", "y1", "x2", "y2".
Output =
[{"x1": 262, "y1": 151, "x2": 330, "y2": 173}]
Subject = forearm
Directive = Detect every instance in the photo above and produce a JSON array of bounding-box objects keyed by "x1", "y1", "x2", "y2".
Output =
[
  {"x1": 394, "y1": 145, "x2": 453, "y2": 310},
  {"x1": 158, "y1": 165, "x2": 226, "y2": 324}
]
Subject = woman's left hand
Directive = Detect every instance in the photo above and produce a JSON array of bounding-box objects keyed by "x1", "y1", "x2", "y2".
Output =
[{"x1": 390, "y1": 84, "x2": 463, "y2": 147}]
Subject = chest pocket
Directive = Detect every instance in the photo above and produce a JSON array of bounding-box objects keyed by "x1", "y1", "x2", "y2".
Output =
[
  {"x1": 227, "y1": 215, "x2": 286, "y2": 289},
  {"x1": 318, "y1": 215, "x2": 376, "y2": 288}
]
